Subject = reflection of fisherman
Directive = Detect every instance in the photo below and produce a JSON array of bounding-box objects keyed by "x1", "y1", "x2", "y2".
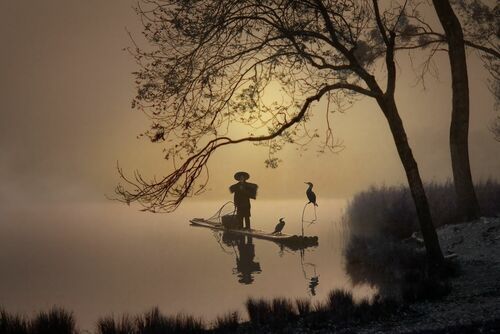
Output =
[
  {"x1": 236, "y1": 236, "x2": 261, "y2": 284},
  {"x1": 229, "y1": 171, "x2": 258, "y2": 230}
]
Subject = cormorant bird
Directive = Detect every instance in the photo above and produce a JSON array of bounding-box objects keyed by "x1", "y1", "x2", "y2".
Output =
[
  {"x1": 272, "y1": 217, "x2": 286, "y2": 235},
  {"x1": 305, "y1": 182, "x2": 318, "y2": 206}
]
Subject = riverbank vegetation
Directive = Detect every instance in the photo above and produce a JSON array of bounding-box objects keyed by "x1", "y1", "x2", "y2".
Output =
[
  {"x1": 3, "y1": 181, "x2": 499, "y2": 333},
  {"x1": 342, "y1": 180, "x2": 500, "y2": 302},
  {"x1": 345, "y1": 180, "x2": 500, "y2": 239},
  {"x1": 0, "y1": 289, "x2": 401, "y2": 334}
]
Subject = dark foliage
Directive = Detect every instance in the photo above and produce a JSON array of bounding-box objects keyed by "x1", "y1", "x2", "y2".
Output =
[
  {"x1": 0, "y1": 309, "x2": 29, "y2": 334},
  {"x1": 294, "y1": 299, "x2": 311, "y2": 317},
  {"x1": 212, "y1": 311, "x2": 239, "y2": 333},
  {"x1": 344, "y1": 234, "x2": 454, "y2": 302},
  {"x1": 346, "y1": 180, "x2": 500, "y2": 239},
  {"x1": 97, "y1": 308, "x2": 204, "y2": 334},
  {"x1": 245, "y1": 297, "x2": 296, "y2": 327},
  {"x1": 326, "y1": 290, "x2": 356, "y2": 319},
  {"x1": 0, "y1": 308, "x2": 76, "y2": 334}
]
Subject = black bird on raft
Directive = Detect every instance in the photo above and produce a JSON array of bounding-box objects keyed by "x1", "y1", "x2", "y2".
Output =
[
  {"x1": 305, "y1": 182, "x2": 318, "y2": 206},
  {"x1": 272, "y1": 218, "x2": 286, "y2": 235}
]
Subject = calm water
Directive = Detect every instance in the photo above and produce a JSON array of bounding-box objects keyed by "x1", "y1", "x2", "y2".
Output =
[{"x1": 0, "y1": 199, "x2": 374, "y2": 330}]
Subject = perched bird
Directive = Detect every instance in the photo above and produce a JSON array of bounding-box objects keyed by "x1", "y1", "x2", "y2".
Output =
[
  {"x1": 305, "y1": 182, "x2": 318, "y2": 206},
  {"x1": 272, "y1": 217, "x2": 286, "y2": 235}
]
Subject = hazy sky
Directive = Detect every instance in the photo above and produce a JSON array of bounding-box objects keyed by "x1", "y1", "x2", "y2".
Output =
[{"x1": 1, "y1": 0, "x2": 499, "y2": 207}]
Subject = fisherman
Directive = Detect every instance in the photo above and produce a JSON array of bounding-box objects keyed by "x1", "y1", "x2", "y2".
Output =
[{"x1": 229, "y1": 171, "x2": 258, "y2": 230}]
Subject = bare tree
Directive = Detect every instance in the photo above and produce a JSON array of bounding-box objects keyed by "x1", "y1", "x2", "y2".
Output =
[
  {"x1": 117, "y1": 0, "x2": 444, "y2": 266},
  {"x1": 452, "y1": 1, "x2": 500, "y2": 144},
  {"x1": 430, "y1": 0, "x2": 481, "y2": 220},
  {"x1": 452, "y1": 0, "x2": 499, "y2": 103},
  {"x1": 392, "y1": 0, "x2": 499, "y2": 220}
]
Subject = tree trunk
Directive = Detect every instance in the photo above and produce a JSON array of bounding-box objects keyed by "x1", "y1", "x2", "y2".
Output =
[
  {"x1": 432, "y1": 0, "x2": 480, "y2": 221},
  {"x1": 378, "y1": 96, "x2": 444, "y2": 268}
]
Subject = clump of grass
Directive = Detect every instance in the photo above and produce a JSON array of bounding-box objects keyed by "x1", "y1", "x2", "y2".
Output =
[
  {"x1": 32, "y1": 307, "x2": 77, "y2": 334},
  {"x1": 0, "y1": 307, "x2": 76, "y2": 334},
  {"x1": 326, "y1": 289, "x2": 356, "y2": 318},
  {"x1": 245, "y1": 297, "x2": 296, "y2": 327},
  {"x1": 245, "y1": 298, "x2": 271, "y2": 325},
  {"x1": 97, "y1": 308, "x2": 204, "y2": 334},
  {"x1": 271, "y1": 298, "x2": 295, "y2": 322},
  {"x1": 300, "y1": 288, "x2": 404, "y2": 330},
  {"x1": 295, "y1": 298, "x2": 311, "y2": 316},
  {"x1": 97, "y1": 315, "x2": 135, "y2": 334},
  {"x1": 1, "y1": 309, "x2": 30, "y2": 334},
  {"x1": 312, "y1": 301, "x2": 328, "y2": 314},
  {"x1": 212, "y1": 311, "x2": 239, "y2": 333}
]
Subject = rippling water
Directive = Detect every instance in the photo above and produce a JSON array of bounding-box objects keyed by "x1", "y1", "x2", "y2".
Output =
[{"x1": 0, "y1": 199, "x2": 374, "y2": 330}]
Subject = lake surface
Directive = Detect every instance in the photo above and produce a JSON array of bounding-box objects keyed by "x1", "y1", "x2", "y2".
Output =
[{"x1": 0, "y1": 199, "x2": 374, "y2": 331}]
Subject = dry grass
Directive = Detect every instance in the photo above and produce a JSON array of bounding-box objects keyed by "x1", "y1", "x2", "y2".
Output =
[
  {"x1": 346, "y1": 180, "x2": 500, "y2": 239},
  {"x1": 0, "y1": 307, "x2": 76, "y2": 334},
  {"x1": 96, "y1": 308, "x2": 204, "y2": 334},
  {"x1": 212, "y1": 311, "x2": 239, "y2": 333}
]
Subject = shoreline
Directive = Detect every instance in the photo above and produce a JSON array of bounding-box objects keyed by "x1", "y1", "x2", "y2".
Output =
[{"x1": 292, "y1": 217, "x2": 500, "y2": 333}]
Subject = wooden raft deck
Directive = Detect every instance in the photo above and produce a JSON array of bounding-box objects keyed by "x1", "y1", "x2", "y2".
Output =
[{"x1": 190, "y1": 218, "x2": 318, "y2": 250}]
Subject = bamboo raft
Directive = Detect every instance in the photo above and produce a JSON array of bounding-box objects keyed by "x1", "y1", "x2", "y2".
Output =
[{"x1": 190, "y1": 218, "x2": 319, "y2": 250}]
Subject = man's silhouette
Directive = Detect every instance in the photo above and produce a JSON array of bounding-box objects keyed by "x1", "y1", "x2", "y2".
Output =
[
  {"x1": 229, "y1": 171, "x2": 258, "y2": 230},
  {"x1": 236, "y1": 236, "x2": 261, "y2": 284}
]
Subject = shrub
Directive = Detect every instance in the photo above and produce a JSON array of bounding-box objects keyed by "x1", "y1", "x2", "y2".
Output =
[
  {"x1": 0, "y1": 309, "x2": 30, "y2": 334},
  {"x1": 97, "y1": 315, "x2": 135, "y2": 334},
  {"x1": 345, "y1": 180, "x2": 500, "y2": 239},
  {"x1": 245, "y1": 298, "x2": 271, "y2": 325},
  {"x1": 326, "y1": 289, "x2": 355, "y2": 318},
  {"x1": 0, "y1": 308, "x2": 76, "y2": 334},
  {"x1": 31, "y1": 308, "x2": 76, "y2": 334},
  {"x1": 245, "y1": 297, "x2": 296, "y2": 327}
]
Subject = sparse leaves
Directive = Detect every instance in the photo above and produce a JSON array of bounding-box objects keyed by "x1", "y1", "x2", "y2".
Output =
[{"x1": 115, "y1": 0, "x2": 409, "y2": 211}]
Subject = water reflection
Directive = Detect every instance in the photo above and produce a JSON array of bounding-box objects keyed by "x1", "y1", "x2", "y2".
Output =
[
  {"x1": 300, "y1": 249, "x2": 320, "y2": 296},
  {"x1": 235, "y1": 236, "x2": 261, "y2": 284},
  {"x1": 220, "y1": 232, "x2": 262, "y2": 284},
  {"x1": 213, "y1": 229, "x2": 320, "y2": 293},
  {"x1": 343, "y1": 234, "x2": 447, "y2": 301},
  {"x1": 0, "y1": 199, "x2": 375, "y2": 330}
]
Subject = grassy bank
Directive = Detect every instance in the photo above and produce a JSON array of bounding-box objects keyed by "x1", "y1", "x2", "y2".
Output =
[
  {"x1": 345, "y1": 179, "x2": 500, "y2": 239},
  {"x1": 1, "y1": 288, "x2": 401, "y2": 334},
  {"x1": 341, "y1": 180, "x2": 500, "y2": 302},
  {"x1": 0, "y1": 307, "x2": 77, "y2": 334},
  {"x1": 4, "y1": 181, "x2": 496, "y2": 333}
]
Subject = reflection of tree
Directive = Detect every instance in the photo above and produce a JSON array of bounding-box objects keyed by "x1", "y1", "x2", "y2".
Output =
[{"x1": 343, "y1": 235, "x2": 436, "y2": 301}]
